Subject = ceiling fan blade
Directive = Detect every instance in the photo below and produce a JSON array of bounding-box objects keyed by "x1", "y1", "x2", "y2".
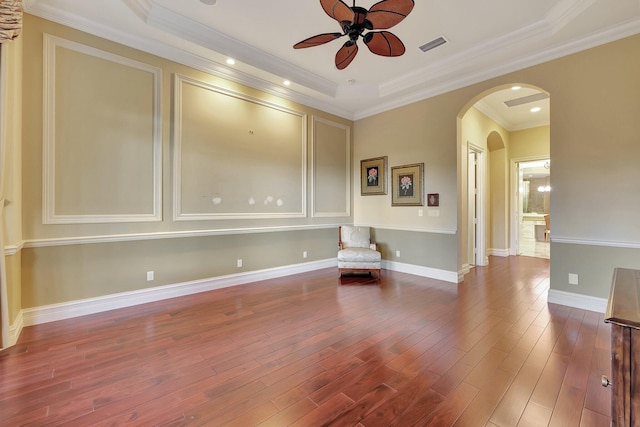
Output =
[
  {"x1": 320, "y1": 0, "x2": 355, "y2": 24},
  {"x1": 335, "y1": 41, "x2": 359, "y2": 70},
  {"x1": 366, "y1": 0, "x2": 414, "y2": 29},
  {"x1": 364, "y1": 31, "x2": 406, "y2": 57},
  {"x1": 293, "y1": 33, "x2": 343, "y2": 49}
]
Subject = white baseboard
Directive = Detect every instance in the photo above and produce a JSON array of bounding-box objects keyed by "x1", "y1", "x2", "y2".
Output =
[
  {"x1": 382, "y1": 260, "x2": 459, "y2": 283},
  {"x1": 6, "y1": 311, "x2": 24, "y2": 348},
  {"x1": 20, "y1": 258, "x2": 337, "y2": 327},
  {"x1": 547, "y1": 289, "x2": 607, "y2": 313},
  {"x1": 489, "y1": 248, "x2": 510, "y2": 257},
  {"x1": 459, "y1": 264, "x2": 471, "y2": 282},
  {"x1": 14, "y1": 257, "x2": 457, "y2": 336},
  {"x1": 11, "y1": 259, "x2": 604, "y2": 344}
]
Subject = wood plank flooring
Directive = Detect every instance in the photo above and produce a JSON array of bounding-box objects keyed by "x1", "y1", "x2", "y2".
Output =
[{"x1": 0, "y1": 256, "x2": 611, "y2": 426}]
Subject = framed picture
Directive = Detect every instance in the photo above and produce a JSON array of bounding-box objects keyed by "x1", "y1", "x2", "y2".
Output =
[
  {"x1": 391, "y1": 163, "x2": 424, "y2": 206},
  {"x1": 360, "y1": 156, "x2": 387, "y2": 195}
]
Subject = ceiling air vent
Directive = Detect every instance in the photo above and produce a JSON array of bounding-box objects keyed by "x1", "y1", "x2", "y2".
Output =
[
  {"x1": 504, "y1": 92, "x2": 549, "y2": 107},
  {"x1": 419, "y1": 36, "x2": 448, "y2": 53}
]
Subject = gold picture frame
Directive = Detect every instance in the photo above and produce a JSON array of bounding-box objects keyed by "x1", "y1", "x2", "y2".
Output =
[
  {"x1": 391, "y1": 163, "x2": 424, "y2": 206},
  {"x1": 360, "y1": 156, "x2": 387, "y2": 195}
]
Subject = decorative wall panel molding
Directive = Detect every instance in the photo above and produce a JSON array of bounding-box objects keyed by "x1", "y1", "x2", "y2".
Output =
[
  {"x1": 173, "y1": 74, "x2": 307, "y2": 221},
  {"x1": 311, "y1": 116, "x2": 350, "y2": 218},
  {"x1": 42, "y1": 34, "x2": 162, "y2": 224},
  {"x1": 18, "y1": 223, "x2": 340, "y2": 249}
]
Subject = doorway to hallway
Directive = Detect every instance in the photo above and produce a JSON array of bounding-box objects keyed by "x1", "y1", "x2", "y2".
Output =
[{"x1": 516, "y1": 159, "x2": 550, "y2": 259}]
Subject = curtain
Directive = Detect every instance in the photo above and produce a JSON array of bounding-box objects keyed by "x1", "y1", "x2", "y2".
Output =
[{"x1": 0, "y1": 0, "x2": 22, "y2": 43}]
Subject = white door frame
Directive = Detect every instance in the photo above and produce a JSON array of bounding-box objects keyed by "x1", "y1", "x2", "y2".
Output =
[
  {"x1": 509, "y1": 156, "x2": 549, "y2": 256},
  {"x1": 0, "y1": 44, "x2": 9, "y2": 349},
  {"x1": 468, "y1": 143, "x2": 487, "y2": 266}
]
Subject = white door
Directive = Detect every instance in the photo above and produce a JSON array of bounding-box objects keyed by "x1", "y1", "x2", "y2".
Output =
[
  {"x1": 468, "y1": 146, "x2": 486, "y2": 266},
  {"x1": 468, "y1": 151, "x2": 477, "y2": 265}
]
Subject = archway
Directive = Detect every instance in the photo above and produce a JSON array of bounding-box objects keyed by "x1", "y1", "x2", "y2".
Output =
[{"x1": 457, "y1": 84, "x2": 550, "y2": 276}]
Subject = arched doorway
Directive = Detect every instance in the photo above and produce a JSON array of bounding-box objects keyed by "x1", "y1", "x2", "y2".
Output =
[{"x1": 457, "y1": 84, "x2": 550, "y2": 275}]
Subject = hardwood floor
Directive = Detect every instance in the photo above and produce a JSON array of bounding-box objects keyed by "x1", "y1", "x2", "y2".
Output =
[
  {"x1": 519, "y1": 221, "x2": 550, "y2": 259},
  {"x1": 0, "y1": 256, "x2": 610, "y2": 426}
]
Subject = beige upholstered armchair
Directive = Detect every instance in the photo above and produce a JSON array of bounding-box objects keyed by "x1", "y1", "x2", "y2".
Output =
[{"x1": 337, "y1": 225, "x2": 381, "y2": 279}]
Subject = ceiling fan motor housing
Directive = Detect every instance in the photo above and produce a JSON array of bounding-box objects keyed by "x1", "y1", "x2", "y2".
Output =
[
  {"x1": 342, "y1": 6, "x2": 373, "y2": 41},
  {"x1": 294, "y1": 0, "x2": 415, "y2": 69}
]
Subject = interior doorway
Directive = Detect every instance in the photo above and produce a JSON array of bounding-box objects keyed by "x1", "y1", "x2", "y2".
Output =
[
  {"x1": 458, "y1": 84, "x2": 550, "y2": 277},
  {"x1": 513, "y1": 159, "x2": 550, "y2": 258},
  {"x1": 467, "y1": 144, "x2": 486, "y2": 267}
]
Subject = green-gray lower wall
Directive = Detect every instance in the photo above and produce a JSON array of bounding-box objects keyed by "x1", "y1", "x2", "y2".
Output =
[
  {"x1": 370, "y1": 228, "x2": 458, "y2": 273},
  {"x1": 21, "y1": 228, "x2": 338, "y2": 309},
  {"x1": 550, "y1": 242, "x2": 640, "y2": 300}
]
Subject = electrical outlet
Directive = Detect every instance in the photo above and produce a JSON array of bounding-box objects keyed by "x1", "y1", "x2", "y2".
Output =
[
  {"x1": 303, "y1": 251, "x2": 308, "y2": 258},
  {"x1": 568, "y1": 273, "x2": 579, "y2": 285},
  {"x1": 146, "y1": 271, "x2": 154, "y2": 281},
  {"x1": 396, "y1": 250, "x2": 401, "y2": 257},
  {"x1": 237, "y1": 259, "x2": 243, "y2": 268}
]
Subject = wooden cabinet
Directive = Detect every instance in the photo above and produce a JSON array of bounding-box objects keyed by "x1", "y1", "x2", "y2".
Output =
[{"x1": 604, "y1": 268, "x2": 640, "y2": 427}]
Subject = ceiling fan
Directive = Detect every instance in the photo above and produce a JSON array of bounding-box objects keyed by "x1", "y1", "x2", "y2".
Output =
[{"x1": 293, "y1": 0, "x2": 415, "y2": 70}]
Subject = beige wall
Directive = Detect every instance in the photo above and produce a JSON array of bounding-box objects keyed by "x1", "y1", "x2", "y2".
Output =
[
  {"x1": 355, "y1": 34, "x2": 640, "y2": 298},
  {"x1": 6, "y1": 15, "x2": 640, "y2": 329},
  {"x1": 489, "y1": 147, "x2": 508, "y2": 253},
  {"x1": 16, "y1": 15, "x2": 353, "y2": 310},
  {"x1": 353, "y1": 94, "x2": 459, "y2": 273},
  {"x1": 510, "y1": 126, "x2": 550, "y2": 160}
]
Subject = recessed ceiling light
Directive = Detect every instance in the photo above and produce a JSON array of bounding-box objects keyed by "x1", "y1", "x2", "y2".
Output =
[
  {"x1": 201, "y1": 0, "x2": 216, "y2": 5},
  {"x1": 530, "y1": 106, "x2": 541, "y2": 113},
  {"x1": 511, "y1": 85, "x2": 522, "y2": 91},
  {"x1": 283, "y1": 80, "x2": 291, "y2": 86},
  {"x1": 226, "y1": 58, "x2": 235, "y2": 65}
]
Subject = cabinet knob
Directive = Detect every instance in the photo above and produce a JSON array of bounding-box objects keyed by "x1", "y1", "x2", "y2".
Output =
[{"x1": 601, "y1": 375, "x2": 611, "y2": 387}]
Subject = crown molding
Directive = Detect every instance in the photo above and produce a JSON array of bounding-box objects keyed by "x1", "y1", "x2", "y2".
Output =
[
  {"x1": 144, "y1": 2, "x2": 338, "y2": 98},
  {"x1": 354, "y1": 16, "x2": 640, "y2": 120},
  {"x1": 23, "y1": 1, "x2": 356, "y2": 120},
  {"x1": 546, "y1": 0, "x2": 598, "y2": 35},
  {"x1": 24, "y1": 1, "x2": 640, "y2": 121},
  {"x1": 473, "y1": 100, "x2": 511, "y2": 130}
]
